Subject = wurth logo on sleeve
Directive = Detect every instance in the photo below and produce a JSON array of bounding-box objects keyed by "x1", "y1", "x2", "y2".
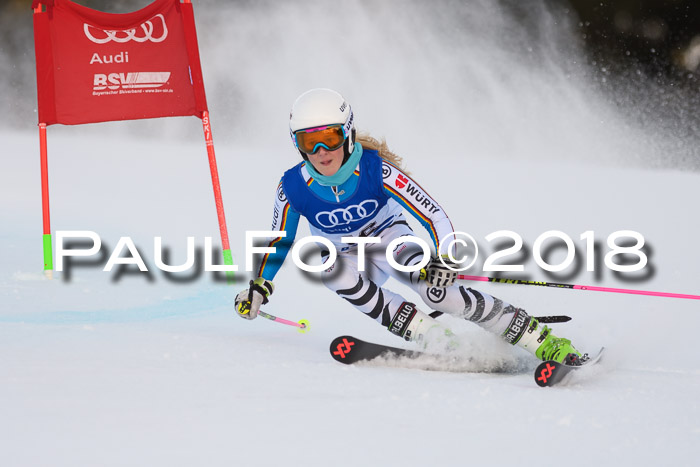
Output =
[
  {"x1": 395, "y1": 174, "x2": 408, "y2": 189},
  {"x1": 390, "y1": 171, "x2": 441, "y2": 215},
  {"x1": 404, "y1": 183, "x2": 441, "y2": 214}
]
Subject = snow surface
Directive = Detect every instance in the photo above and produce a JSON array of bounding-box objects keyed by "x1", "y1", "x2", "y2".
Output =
[{"x1": 2, "y1": 1, "x2": 699, "y2": 466}]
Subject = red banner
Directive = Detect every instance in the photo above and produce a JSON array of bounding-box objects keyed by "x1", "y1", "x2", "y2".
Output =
[{"x1": 33, "y1": 0, "x2": 208, "y2": 125}]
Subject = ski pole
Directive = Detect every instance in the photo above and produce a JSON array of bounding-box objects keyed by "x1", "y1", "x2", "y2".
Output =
[
  {"x1": 258, "y1": 310, "x2": 309, "y2": 333},
  {"x1": 457, "y1": 275, "x2": 700, "y2": 300}
]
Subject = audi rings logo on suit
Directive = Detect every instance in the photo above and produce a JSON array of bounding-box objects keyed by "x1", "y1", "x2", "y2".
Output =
[{"x1": 315, "y1": 200, "x2": 379, "y2": 229}]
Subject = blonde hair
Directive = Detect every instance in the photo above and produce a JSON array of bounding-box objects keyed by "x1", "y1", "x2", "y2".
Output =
[{"x1": 356, "y1": 132, "x2": 409, "y2": 174}]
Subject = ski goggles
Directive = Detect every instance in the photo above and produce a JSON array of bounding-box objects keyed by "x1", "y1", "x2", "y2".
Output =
[{"x1": 294, "y1": 124, "x2": 347, "y2": 155}]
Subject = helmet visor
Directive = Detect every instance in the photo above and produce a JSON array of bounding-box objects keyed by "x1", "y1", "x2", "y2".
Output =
[{"x1": 294, "y1": 125, "x2": 346, "y2": 155}]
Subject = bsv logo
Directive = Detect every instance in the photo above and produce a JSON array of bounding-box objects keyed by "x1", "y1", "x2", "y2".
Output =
[
  {"x1": 84, "y1": 14, "x2": 168, "y2": 44},
  {"x1": 93, "y1": 72, "x2": 170, "y2": 91},
  {"x1": 315, "y1": 200, "x2": 379, "y2": 228}
]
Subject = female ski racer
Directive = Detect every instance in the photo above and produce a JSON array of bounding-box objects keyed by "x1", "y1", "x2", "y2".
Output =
[{"x1": 235, "y1": 88, "x2": 583, "y2": 365}]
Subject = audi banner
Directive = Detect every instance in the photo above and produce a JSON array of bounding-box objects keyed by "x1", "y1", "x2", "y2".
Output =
[{"x1": 32, "y1": 0, "x2": 208, "y2": 125}]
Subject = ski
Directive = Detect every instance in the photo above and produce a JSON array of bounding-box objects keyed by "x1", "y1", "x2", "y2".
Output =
[
  {"x1": 329, "y1": 335, "x2": 524, "y2": 375},
  {"x1": 330, "y1": 335, "x2": 421, "y2": 364},
  {"x1": 534, "y1": 348, "x2": 605, "y2": 387}
]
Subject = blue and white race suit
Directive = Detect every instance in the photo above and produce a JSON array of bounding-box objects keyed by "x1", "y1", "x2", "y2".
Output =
[{"x1": 257, "y1": 147, "x2": 524, "y2": 339}]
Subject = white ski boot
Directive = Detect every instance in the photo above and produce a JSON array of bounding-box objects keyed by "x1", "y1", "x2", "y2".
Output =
[{"x1": 388, "y1": 302, "x2": 456, "y2": 353}]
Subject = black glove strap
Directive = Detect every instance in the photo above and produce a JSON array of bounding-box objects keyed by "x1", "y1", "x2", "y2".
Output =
[{"x1": 249, "y1": 280, "x2": 270, "y2": 305}]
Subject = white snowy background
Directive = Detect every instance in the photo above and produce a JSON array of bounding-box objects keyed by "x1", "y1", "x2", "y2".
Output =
[{"x1": 1, "y1": 1, "x2": 699, "y2": 466}]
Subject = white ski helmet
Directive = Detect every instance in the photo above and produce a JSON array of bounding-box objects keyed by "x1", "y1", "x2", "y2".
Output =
[{"x1": 289, "y1": 88, "x2": 355, "y2": 160}]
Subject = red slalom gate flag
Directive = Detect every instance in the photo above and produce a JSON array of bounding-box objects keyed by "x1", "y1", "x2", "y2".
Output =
[
  {"x1": 33, "y1": 0, "x2": 207, "y2": 124},
  {"x1": 32, "y1": 0, "x2": 233, "y2": 279}
]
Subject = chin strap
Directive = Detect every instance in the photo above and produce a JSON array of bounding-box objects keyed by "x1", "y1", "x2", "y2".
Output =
[{"x1": 341, "y1": 128, "x2": 356, "y2": 163}]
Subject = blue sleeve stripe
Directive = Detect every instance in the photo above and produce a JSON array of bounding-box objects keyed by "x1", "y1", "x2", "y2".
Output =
[{"x1": 257, "y1": 203, "x2": 299, "y2": 280}]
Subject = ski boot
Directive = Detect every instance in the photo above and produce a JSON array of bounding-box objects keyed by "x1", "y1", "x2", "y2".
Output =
[
  {"x1": 388, "y1": 302, "x2": 456, "y2": 353},
  {"x1": 513, "y1": 314, "x2": 583, "y2": 366}
]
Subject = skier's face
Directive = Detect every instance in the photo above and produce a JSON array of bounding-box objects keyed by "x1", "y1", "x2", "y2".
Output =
[{"x1": 306, "y1": 145, "x2": 344, "y2": 176}]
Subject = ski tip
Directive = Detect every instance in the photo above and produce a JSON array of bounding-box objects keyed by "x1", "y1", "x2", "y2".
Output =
[
  {"x1": 580, "y1": 347, "x2": 605, "y2": 365},
  {"x1": 534, "y1": 361, "x2": 562, "y2": 387},
  {"x1": 329, "y1": 336, "x2": 358, "y2": 364},
  {"x1": 534, "y1": 347, "x2": 606, "y2": 387}
]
